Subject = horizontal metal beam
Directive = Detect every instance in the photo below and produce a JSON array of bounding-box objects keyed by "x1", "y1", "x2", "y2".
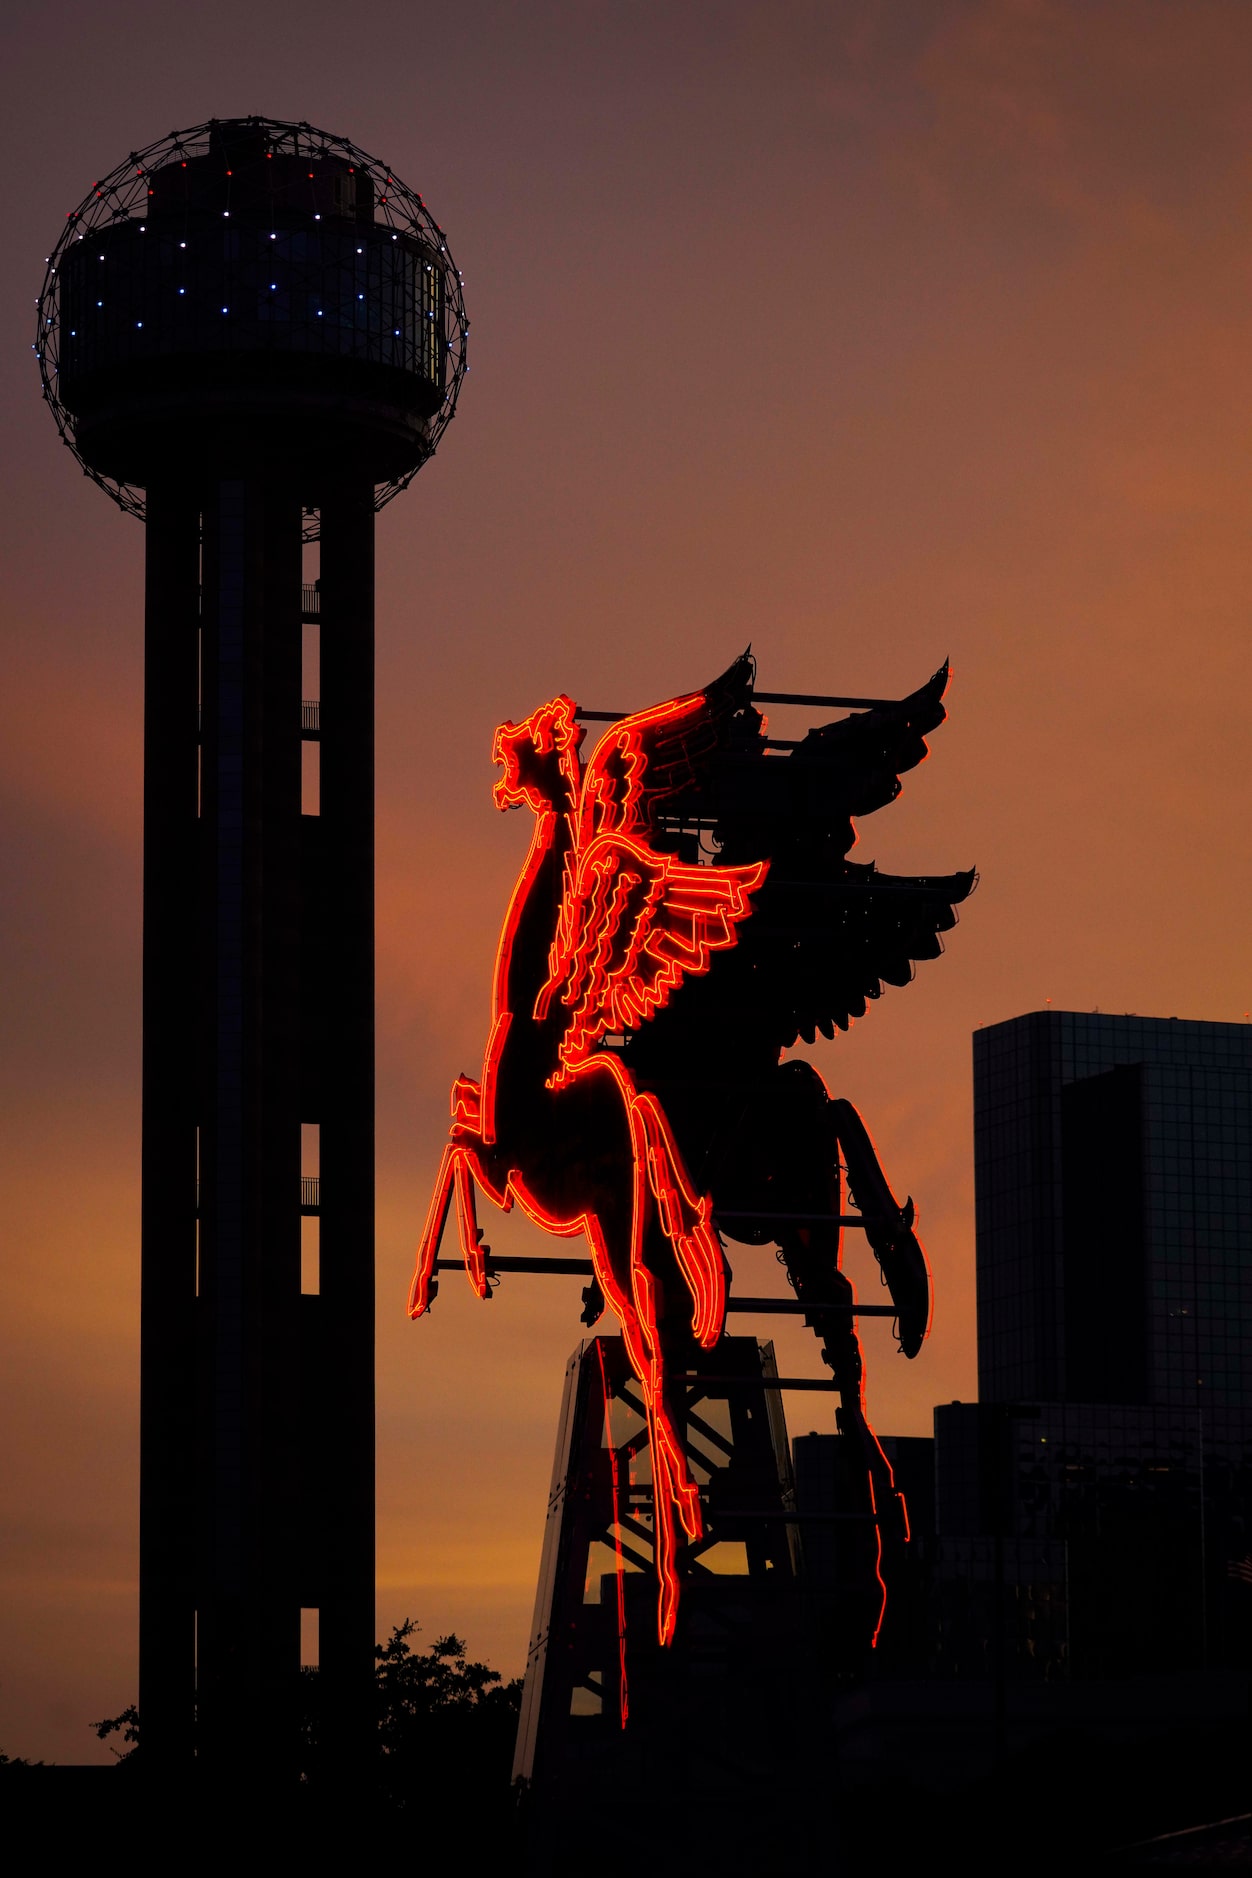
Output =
[
  {"x1": 726, "y1": 1297, "x2": 897, "y2": 1316},
  {"x1": 753, "y1": 690, "x2": 894, "y2": 709},
  {"x1": 707, "y1": 1509, "x2": 876, "y2": 1524},
  {"x1": 716, "y1": 1210, "x2": 875, "y2": 1228},
  {"x1": 433, "y1": 1255, "x2": 594, "y2": 1276},
  {"x1": 432, "y1": 1260, "x2": 896, "y2": 1317},
  {"x1": 576, "y1": 692, "x2": 896, "y2": 722},
  {"x1": 678, "y1": 1374, "x2": 840, "y2": 1391}
]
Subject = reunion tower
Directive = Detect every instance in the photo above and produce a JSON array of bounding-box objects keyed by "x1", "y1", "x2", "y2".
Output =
[{"x1": 35, "y1": 117, "x2": 467, "y2": 1783}]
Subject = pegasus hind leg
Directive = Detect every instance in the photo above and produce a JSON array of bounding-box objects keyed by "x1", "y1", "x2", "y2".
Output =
[
  {"x1": 585, "y1": 1203, "x2": 703, "y2": 1647},
  {"x1": 635, "y1": 1090, "x2": 727, "y2": 1348},
  {"x1": 548, "y1": 1060, "x2": 706, "y2": 1644},
  {"x1": 753, "y1": 1065, "x2": 908, "y2": 1645}
]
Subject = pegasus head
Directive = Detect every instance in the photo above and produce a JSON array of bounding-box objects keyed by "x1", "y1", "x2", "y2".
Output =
[{"x1": 492, "y1": 696, "x2": 584, "y2": 813}]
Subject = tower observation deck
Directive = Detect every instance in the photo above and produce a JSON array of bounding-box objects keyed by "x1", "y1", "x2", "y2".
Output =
[{"x1": 36, "y1": 117, "x2": 468, "y2": 1788}]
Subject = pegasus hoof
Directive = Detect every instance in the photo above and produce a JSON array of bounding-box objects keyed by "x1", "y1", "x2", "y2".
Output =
[{"x1": 580, "y1": 1275, "x2": 606, "y2": 1327}]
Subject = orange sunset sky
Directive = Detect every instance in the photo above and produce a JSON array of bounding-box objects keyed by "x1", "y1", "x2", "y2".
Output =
[{"x1": 3, "y1": 0, "x2": 1251, "y2": 1763}]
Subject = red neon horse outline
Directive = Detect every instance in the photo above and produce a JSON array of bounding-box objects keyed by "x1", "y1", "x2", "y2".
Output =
[{"x1": 409, "y1": 687, "x2": 765, "y2": 1644}]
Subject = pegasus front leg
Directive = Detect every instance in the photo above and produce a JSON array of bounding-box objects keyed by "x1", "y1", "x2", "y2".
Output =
[
  {"x1": 409, "y1": 1142, "x2": 459, "y2": 1318},
  {"x1": 451, "y1": 1152, "x2": 492, "y2": 1299},
  {"x1": 408, "y1": 1140, "x2": 498, "y2": 1314}
]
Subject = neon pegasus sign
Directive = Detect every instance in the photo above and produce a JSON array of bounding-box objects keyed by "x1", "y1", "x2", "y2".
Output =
[{"x1": 410, "y1": 654, "x2": 973, "y2": 1650}]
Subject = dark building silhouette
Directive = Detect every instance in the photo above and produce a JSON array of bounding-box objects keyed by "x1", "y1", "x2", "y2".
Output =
[
  {"x1": 792, "y1": 1430, "x2": 936, "y2": 1669},
  {"x1": 934, "y1": 1011, "x2": 1252, "y2": 1681},
  {"x1": 974, "y1": 1010, "x2": 1252, "y2": 1409},
  {"x1": 35, "y1": 117, "x2": 467, "y2": 1780},
  {"x1": 932, "y1": 1399, "x2": 1251, "y2": 1678},
  {"x1": 798, "y1": 1014, "x2": 1251, "y2": 1868}
]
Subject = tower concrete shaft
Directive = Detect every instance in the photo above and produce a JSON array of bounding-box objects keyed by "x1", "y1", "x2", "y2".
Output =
[{"x1": 141, "y1": 476, "x2": 375, "y2": 1776}]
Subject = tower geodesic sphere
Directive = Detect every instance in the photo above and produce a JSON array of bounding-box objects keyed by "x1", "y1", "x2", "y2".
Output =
[{"x1": 37, "y1": 116, "x2": 468, "y2": 530}]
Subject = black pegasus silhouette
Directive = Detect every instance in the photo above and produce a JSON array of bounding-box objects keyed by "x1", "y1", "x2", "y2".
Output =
[{"x1": 410, "y1": 652, "x2": 974, "y2": 1647}]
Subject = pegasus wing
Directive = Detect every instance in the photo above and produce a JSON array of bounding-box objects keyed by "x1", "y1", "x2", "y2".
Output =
[
  {"x1": 733, "y1": 862, "x2": 976, "y2": 1046},
  {"x1": 620, "y1": 662, "x2": 975, "y2": 1065},
  {"x1": 727, "y1": 663, "x2": 974, "y2": 1042},
  {"x1": 540, "y1": 833, "x2": 766, "y2": 1075},
  {"x1": 579, "y1": 653, "x2": 762, "y2": 845}
]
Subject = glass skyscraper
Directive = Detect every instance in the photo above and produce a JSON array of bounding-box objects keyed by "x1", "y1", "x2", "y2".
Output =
[
  {"x1": 973, "y1": 1011, "x2": 1252, "y2": 1411},
  {"x1": 926, "y1": 1012, "x2": 1252, "y2": 1678}
]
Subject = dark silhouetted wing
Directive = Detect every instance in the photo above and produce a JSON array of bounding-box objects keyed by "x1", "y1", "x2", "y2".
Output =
[
  {"x1": 738, "y1": 860, "x2": 976, "y2": 1045},
  {"x1": 625, "y1": 662, "x2": 975, "y2": 1059}
]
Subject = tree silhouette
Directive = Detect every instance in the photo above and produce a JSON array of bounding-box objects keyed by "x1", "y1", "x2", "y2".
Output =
[
  {"x1": 92, "y1": 1704, "x2": 138, "y2": 1760},
  {"x1": 94, "y1": 1619, "x2": 522, "y2": 1815}
]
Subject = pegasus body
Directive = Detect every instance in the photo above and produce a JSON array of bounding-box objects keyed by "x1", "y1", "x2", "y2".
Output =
[{"x1": 410, "y1": 656, "x2": 973, "y2": 1649}]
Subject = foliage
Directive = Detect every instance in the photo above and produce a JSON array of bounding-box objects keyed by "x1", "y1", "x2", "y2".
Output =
[
  {"x1": 92, "y1": 1703, "x2": 139, "y2": 1760},
  {"x1": 373, "y1": 1620, "x2": 522, "y2": 1813},
  {"x1": 376, "y1": 1619, "x2": 519, "y2": 1747},
  {"x1": 89, "y1": 1621, "x2": 522, "y2": 1812}
]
